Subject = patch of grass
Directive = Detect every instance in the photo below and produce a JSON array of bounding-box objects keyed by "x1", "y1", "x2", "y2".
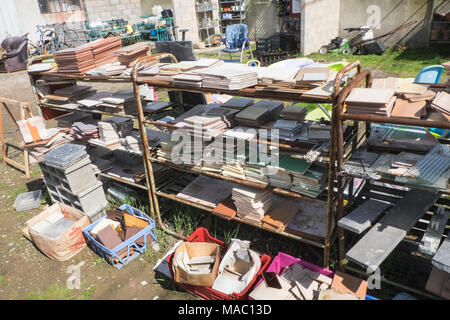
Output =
[
  {"x1": 94, "y1": 256, "x2": 110, "y2": 267},
  {"x1": 0, "y1": 275, "x2": 4, "y2": 287},
  {"x1": 5, "y1": 185, "x2": 27, "y2": 200},
  {"x1": 41, "y1": 188, "x2": 52, "y2": 205},
  {"x1": 26, "y1": 282, "x2": 97, "y2": 300},
  {"x1": 73, "y1": 284, "x2": 96, "y2": 300},
  {"x1": 30, "y1": 166, "x2": 42, "y2": 178},
  {"x1": 171, "y1": 205, "x2": 204, "y2": 237},
  {"x1": 307, "y1": 47, "x2": 448, "y2": 77},
  {"x1": 26, "y1": 283, "x2": 73, "y2": 300},
  {"x1": 143, "y1": 228, "x2": 174, "y2": 265},
  {"x1": 222, "y1": 222, "x2": 240, "y2": 246},
  {"x1": 196, "y1": 43, "x2": 257, "y2": 65}
]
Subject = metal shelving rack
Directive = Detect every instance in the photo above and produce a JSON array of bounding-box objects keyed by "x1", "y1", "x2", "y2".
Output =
[
  {"x1": 26, "y1": 53, "x2": 180, "y2": 213},
  {"x1": 331, "y1": 68, "x2": 450, "y2": 297},
  {"x1": 130, "y1": 56, "x2": 365, "y2": 268},
  {"x1": 219, "y1": 0, "x2": 247, "y2": 34},
  {"x1": 196, "y1": 0, "x2": 219, "y2": 46}
]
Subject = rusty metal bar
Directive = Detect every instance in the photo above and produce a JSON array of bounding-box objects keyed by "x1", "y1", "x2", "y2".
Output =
[
  {"x1": 151, "y1": 156, "x2": 322, "y2": 203},
  {"x1": 156, "y1": 190, "x2": 326, "y2": 248},
  {"x1": 334, "y1": 69, "x2": 373, "y2": 271},
  {"x1": 131, "y1": 53, "x2": 183, "y2": 239},
  {"x1": 324, "y1": 60, "x2": 363, "y2": 268},
  {"x1": 340, "y1": 113, "x2": 450, "y2": 130}
]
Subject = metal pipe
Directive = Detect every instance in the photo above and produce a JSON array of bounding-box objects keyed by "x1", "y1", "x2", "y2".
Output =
[
  {"x1": 156, "y1": 190, "x2": 326, "y2": 248},
  {"x1": 335, "y1": 69, "x2": 373, "y2": 270},
  {"x1": 344, "y1": 265, "x2": 442, "y2": 300},
  {"x1": 325, "y1": 60, "x2": 363, "y2": 268},
  {"x1": 131, "y1": 53, "x2": 184, "y2": 239}
]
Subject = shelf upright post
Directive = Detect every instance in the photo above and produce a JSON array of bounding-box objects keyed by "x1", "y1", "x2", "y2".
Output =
[
  {"x1": 131, "y1": 53, "x2": 184, "y2": 239},
  {"x1": 324, "y1": 61, "x2": 362, "y2": 268}
]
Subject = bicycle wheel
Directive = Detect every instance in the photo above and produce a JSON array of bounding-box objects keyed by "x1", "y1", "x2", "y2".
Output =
[
  {"x1": 27, "y1": 42, "x2": 39, "y2": 57},
  {"x1": 44, "y1": 41, "x2": 59, "y2": 54},
  {"x1": 63, "y1": 29, "x2": 80, "y2": 48}
]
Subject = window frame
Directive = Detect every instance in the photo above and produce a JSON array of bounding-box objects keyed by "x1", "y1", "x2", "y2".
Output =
[{"x1": 38, "y1": 0, "x2": 82, "y2": 14}]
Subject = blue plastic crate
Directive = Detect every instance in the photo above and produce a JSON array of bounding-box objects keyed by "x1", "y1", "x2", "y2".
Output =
[{"x1": 83, "y1": 204, "x2": 158, "y2": 269}]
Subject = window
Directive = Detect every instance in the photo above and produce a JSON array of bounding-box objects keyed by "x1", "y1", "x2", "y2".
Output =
[{"x1": 38, "y1": 0, "x2": 82, "y2": 14}]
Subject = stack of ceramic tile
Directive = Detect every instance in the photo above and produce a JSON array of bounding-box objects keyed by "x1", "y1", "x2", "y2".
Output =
[
  {"x1": 222, "y1": 159, "x2": 247, "y2": 180},
  {"x1": 431, "y1": 91, "x2": 450, "y2": 121},
  {"x1": 89, "y1": 36, "x2": 122, "y2": 68},
  {"x1": 390, "y1": 98, "x2": 427, "y2": 119},
  {"x1": 294, "y1": 67, "x2": 334, "y2": 88},
  {"x1": 157, "y1": 140, "x2": 182, "y2": 163},
  {"x1": 171, "y1": 73, "x2": 204, "y2": 87},
  {"x1": 90, "y1": 121, "x2": 121, "y2": 148},
  {"x1": 85, "y1": 63, "x2": 127, "y2": 76},
  {"x1": 268, "y1": 154, "x2": 311, "y2": 189},
  {"x1": 114, "y1": 42, "x2": 150, "y2": 66},
  {"x1": 71, "y1": 121, "x2": 99, "y2": 141},
  {"x1": 231, "y1": 186, "x2": 273, "y2": 223},
  {"x1": 221, "y1": 97, "x2": 254, "y2": 110},
  {"x1": 53, "y1": 43, "x2": 95, "y2": 74},
  {"x1": 158, "y1": 61, "x2": 197, "y2": 76},
  {"x1": 244, "y1": 163, "x2": 269, "y2": 186},
  {"x1": 204, "y1": 106, "x2": 239, "y2": 128},
  {"x1": 77, "y1": 91, "x2": 113, "y2": 108},
  {"x1": 46, "y1": 85, "x2": 95, "y2": 104},
  {"x1": 202, "y1": 66, "x2": 258, "y2": 90},
  {"x1": 274, "y1": 119, "x2": 303, "y2": 140},
  {"x1": 267, "y1": 169, "x2": 292, "y2": 189},
  {"x1": 171, "y1": 59, "x2": 225, "y2": 83},
  {"x1": 183, "y1": 115, "x2": 227, "y2": 140},
  {"x1": 281, "y1": 105, "x2": 307, "y2": 121},
  {"x1": 201, "y1": 142, "x2": 224, "y2": 173},
  {"x1": 290, "y1": 165, "x2": 328, "y2": 198},
  {"x1": 235, "y1": 100, "x2": 284, "y2": 127},
  {"x1": 345, "y1": 88, "x2": 396, "y2": 117},
  {"x1": 99, "y1": 89, "x2": 135, "y2": 112},
  {"x1": 177, "y1": 175, "x2": 235, "y2": 208}
]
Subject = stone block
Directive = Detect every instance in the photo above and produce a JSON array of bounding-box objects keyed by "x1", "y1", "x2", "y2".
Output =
[{"x1": 338, "y1": 199, "x2": 391, "y2": 234}]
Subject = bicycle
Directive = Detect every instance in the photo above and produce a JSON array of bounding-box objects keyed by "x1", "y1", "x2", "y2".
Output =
[
  {"x1": 27, "y1": 25, "x2": 53, "y2": 56},
  {"x1": 43, "y1": 22, "x2": 80, "y2": 53}
]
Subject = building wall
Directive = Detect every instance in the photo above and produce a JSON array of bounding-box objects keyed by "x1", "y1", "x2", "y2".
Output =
[
  {"x1": 172, "y1": 0, "x2": 201, "y2": 44},
  {"x1": 83, "y1": 0, "x2": 142, "y2": 25},
  {"x1": 301, "y1": 0, "x2": 341, "y2": 55},
  {"x1": 140, "y1": 0, "x2": 173, "y2": 15},
  {"x1": 3, "y1": 0, "x2": 86, "y2": 42},
  {"x1": 338, "y1": 0, "x2": 439, "y2": 49}
]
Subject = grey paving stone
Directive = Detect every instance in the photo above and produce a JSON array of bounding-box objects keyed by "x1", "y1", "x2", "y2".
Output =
[
  {"x1": 432, "y1": 238, "x2": 450, "y2": 273},
  {"x1": 346, "y1": 189, "x2": 439, "y2": 273},
  {"x1": 338, "y1": 199, "x2": 391, "y2": 234}
]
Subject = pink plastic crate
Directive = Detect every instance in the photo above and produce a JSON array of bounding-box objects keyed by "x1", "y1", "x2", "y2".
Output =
[
  {"x1": 255, "y1": 252, "x2": 334, "y2": 288},
  {"x1": 253, "y1": 252, "x2": 379, "y2": 300}
]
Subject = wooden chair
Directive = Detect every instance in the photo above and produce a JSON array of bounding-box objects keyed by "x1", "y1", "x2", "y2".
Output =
[{"x1": 0, "y1": 97, "x2": 33, "y2": 177}]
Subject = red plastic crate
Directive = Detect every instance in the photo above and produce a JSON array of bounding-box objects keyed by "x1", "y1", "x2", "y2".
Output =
[{"x1": 166, "y1": 227, "x2": 271, "y2": 300}]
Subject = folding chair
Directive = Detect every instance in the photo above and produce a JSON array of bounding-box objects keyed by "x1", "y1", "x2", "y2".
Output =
[{"x1": 218, "y1": 24, "x2": 253, "y2": 63}]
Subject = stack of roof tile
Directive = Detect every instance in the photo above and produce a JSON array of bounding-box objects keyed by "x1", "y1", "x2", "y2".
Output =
[
  {"x1": 53, "y1": 37, "x2": 122, "y2": 74},
  {"x1": 53, "y1": 44, "x2": 95, "y2": 74},
  {"x1": 115, "y1": 42, "x2": 150, "y2": 66}
]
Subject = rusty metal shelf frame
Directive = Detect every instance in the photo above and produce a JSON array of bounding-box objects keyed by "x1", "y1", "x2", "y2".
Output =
[
  {"x1": 131, "y1": 54, "x2": 364, "y2": 268},
  {"x1": 26, "y1": 54, "x2": 158, "y2": 217},
  {"x1": 332, "y1": 67, "x2": 450, "y2": 297}
]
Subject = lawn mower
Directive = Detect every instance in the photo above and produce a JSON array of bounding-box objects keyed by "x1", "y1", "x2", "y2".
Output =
[{"x1": 319, "y1": 21, "x2": 417, "y2": 55}]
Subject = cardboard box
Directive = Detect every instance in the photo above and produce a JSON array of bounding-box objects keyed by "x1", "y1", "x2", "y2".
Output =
[
  {"x1": 172, "y1": 242, "x2": 220, "y2": 287},
  {"x1": 26, "y1": 203, "x2": 91, "y2": 261}
]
